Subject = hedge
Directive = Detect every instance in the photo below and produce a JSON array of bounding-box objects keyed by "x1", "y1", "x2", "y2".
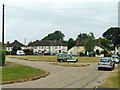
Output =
[{"x1": 0, "y1": 50, "x2": 6, "y2": 66}]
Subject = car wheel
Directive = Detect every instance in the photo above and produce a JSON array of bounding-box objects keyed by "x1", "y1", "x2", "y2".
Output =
[
  {"x1": 60, "y1": 60, "x2": 63, "y2": 62},
  {"x1": 98, "y1": 67, "x2": 100, "y2": 70}
]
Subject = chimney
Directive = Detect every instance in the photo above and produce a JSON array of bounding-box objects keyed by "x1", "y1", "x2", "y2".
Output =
[
  {"x1": 98, "y1": 40, "x2": 101, "y2": 45},
  {"x1": 76, "y1": 40, "x2": 79, "y2": 45}
]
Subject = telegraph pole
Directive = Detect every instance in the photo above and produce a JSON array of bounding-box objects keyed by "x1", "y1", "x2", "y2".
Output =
[{"x1": 2, "y1": 4, "x2": 5, "y2": 49}]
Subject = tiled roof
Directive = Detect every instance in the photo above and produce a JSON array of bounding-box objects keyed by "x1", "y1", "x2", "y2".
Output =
[
  {"x1": 6, "y1": 40, "x2": 25, "y2": 47},
  {"x1": 75, "y1": 40, "x2": 86, "y2": 46},
  {"x1": 116, "y1": 44, "x2": 120, "y2": 47},
  {"x1": 28, "y1": 40, "x2": 67, "y2": 46}
]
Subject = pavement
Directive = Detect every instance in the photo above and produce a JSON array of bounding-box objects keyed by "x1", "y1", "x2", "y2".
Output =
[{"x1": 2, "y1": 57, "x2": 113, "y2": 88}]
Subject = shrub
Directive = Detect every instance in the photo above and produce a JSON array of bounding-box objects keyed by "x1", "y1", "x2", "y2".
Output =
[
  {"x1": 23, "y1": 49, "x2": 33, "y2": 55},
  {"x1": 89, "y1": 52, "x2": 96, "y2": 57},
  {"x1": 0, "y1": 50, "x2": 6, "y2": 66},
  {"x1": 101, "y1": 50, "x2": 108, "y2": 54},
  {"x1": 79, "y1": 52, "x2": 86, "y2": 56}
]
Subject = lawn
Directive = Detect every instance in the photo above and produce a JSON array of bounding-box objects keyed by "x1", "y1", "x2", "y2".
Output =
[
  {"x1": 99, "y1": 65, "x2": 119, "y2": 88},
  {"x1": 7, "y1": 55, "x2": 100, "y2": 62},
  {"x1": 0, "y1": 62, "x2": 47, "y2": 83},
  {"x1": 51, "y1": 62, "x2": 89, "y2": 67}
]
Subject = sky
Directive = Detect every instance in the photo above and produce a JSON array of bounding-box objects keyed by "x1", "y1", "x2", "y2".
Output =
[{"x1": 0, "y1": 0, "x2": 119, "y2": 45}]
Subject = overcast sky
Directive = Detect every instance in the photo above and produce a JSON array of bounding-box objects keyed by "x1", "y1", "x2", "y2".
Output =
[{"x1": 0, "y1": 0, "x2": 118, "y2": 44}]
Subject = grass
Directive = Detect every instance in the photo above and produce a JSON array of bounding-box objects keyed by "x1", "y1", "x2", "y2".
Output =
[
  {"x1": 99, "y1": 65, "x2": 119, "y2": 88},
  {"x1": 7, "y1": 55, "x2": 57, "y2": 62},
  {"x1": 0, "y1": 62, "x2": 47, "y2": 82},
  {"x1": 51, "y1": 62, "x2": 89, "y2": 67},
  {"x1": 7, "y1": 55, "x2": 100, "y2": 63}
]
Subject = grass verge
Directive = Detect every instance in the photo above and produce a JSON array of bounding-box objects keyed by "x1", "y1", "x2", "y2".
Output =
[
  {"x1": 7, "y1": 55, "x2": 100, "y2": 63},
  {"x1": 99, "y1": 65, "x2": 119, "y2": 88},
  {"x1": 51, "y1": 62, "x2": 89, "y2": 67},
  {"x1": 0, "y1": 62, "x2": 48, "y2": 83}
]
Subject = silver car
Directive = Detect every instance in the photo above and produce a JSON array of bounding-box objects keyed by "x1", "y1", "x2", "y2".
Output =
[
  {"x1": 98, "y1": 57, "x2": 115, "y2": 70},
  {"x1": 112, "y1": 55, "x2": 120, "y2": 63}
]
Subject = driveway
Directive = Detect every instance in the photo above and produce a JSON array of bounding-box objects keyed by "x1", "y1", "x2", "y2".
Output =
[{"x1": 2, "y1": 57, "x2": 112, "y2": 88}]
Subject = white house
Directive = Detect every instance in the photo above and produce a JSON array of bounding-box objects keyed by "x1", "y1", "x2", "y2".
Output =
[
  {"x1": 6, "y1": 40, "x2": 26, "y2": 52},
  {"x1": 28, "y1": 40, "x2": 67, "y2": 54},
  {"x1": 115, "y1": 44, "x2": 120, "y2": 55}
]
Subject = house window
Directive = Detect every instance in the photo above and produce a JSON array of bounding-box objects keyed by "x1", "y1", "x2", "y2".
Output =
[
  {"x1": 55, "y1": 50, "x2": 57, "y2": 53},
  {"x1": 77, "y1": 46, "x2": 79, "y2": 49},
  {"x1": 59, "y1": 46, "x2": 61, "y2": 49},
  {"x1": 42, "y1": 46, "x2": 43, "y2": 49},
  {"x1": 77, "y1": 51, "x2": 79, "y2": 55},
  {"x1": 49, "y1": 46, "x2": 51, "y2": 50},
  {"x1": 34, "y1": 46, "x2": 37, "y2": 49},
  {"x1": 55, "y1": 46, "x2": 58, "y2": 49}
]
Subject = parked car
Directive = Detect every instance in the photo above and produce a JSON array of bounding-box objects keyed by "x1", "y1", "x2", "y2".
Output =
[
  {"x1": 33, "y1": 53, "x2": 40, "y2": 55},
  {"x1": 112, "y1": 55, "x2": 120, "y2": 63},
  {"x1": 57, "y1": 53, "x2": 78, "y2": 62},
  {"x1": 98, "y1": 57, "x2": 115, "y2": 70},
  {"x1": 16, "y1": 50, "x2": 25, "y2": 55},
  {"x1": 50, "y1": 53, "x2": 55, "y2": 56}
]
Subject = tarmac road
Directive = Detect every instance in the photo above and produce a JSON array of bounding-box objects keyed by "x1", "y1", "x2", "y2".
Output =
[{"x1": 2, "y1": 57, "x2": 112, "y2": 88}]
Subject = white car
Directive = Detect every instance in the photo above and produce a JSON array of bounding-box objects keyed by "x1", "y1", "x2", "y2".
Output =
[
  {"x1": 16, "y1": 50, "x2": 25, "y2": 55},
  {"x1": 112, "y1": 55, "x2": 120, "y2": 63},
  {"x1": 98, "y1": 57, "x2": 115, "y2": 70}
]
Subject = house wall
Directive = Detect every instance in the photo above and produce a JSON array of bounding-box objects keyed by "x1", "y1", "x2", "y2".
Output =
[
  {"x1": 67, "y1": 47, "x2": 75, "y2": 55},
  {"x1": 6, "y1": 47, "x2": 12, "y2": 52},
  {"x1": 6, "y1": 46, "x2": 26, "y2": 52},
  {"x1": 94, "y1": 46, "x2": 104, "y2": 52},
  {"x1": 33, "y1": 46, "x2": 67, "y2": 54},
  {"x1": 115, "y1": 47, "x2": 120, "y2": 55},
  {"x1": 74, "y1": 46, "x2": 85, "y2": 55},
  {"x1": 68, "y1": 46, "x2": 85, "y2": 56}
]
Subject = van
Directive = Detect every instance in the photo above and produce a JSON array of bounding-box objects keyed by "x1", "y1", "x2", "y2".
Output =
[{"x1": 16, "y1": 50, "x2": 25, "y2": 55}]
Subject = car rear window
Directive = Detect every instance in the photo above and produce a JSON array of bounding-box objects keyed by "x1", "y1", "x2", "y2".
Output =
[{"x1": 100, "y1": 59, "x2": 109, "y2": 62}]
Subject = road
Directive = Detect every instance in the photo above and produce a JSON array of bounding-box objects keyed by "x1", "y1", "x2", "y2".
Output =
[{"x1": 2, "y1": 57, "x2": 112, "y2": 88}]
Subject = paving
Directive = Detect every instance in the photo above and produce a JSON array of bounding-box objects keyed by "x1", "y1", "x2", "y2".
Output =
[{"x1": 2, "y1": 57, "x2": 112, "y2": 88}]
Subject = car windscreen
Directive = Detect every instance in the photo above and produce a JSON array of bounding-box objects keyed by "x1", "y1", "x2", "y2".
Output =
[
  {"x1": 100, "y1": 59, "x2": 109, "y2": 62},
  {"x1": 112, "y1": 57, "x2": 118, "y2": 58}
]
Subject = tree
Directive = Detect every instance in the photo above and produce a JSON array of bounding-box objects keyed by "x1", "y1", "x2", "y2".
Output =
[
  {"x1": 85, "y1": 32, "x2": 95, "y2": 53},
  {"x1": 67, "y1": 38, "x2": 75, "y2": 50},
  {"x1": 95, "y1": 37, "x2": 114, "y2": 50},
  {"x1": 76, "y1": 33, "x2": 89, "y2": 42},
  {"x1": 102, "y1": 27, "x2": 120, "y2": 46},
  {"x1": 42, "y1": 30, "x2": 65, "y2": 41},
  {"x1": 12, "y1": 45, "x2": 22, "y2": 55}
]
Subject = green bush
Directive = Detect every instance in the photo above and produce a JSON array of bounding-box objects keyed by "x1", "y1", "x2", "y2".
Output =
[
  {"x1": 0, "y1": 50, "x2": 6, "y2": 66},
  {"x1": 23, "y1": 49, "x2": 33, "y2": 55},
  {"x1": 101, "y1": 50, "x2": 108, "y2": 54},
  {"x1": 79, "y1": 52, "x2": 86, "y2": 56}
]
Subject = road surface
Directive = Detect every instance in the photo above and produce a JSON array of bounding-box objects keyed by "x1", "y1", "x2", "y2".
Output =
[{"x1": 2, "y1": 57, "x2": 112, "y2": 88}]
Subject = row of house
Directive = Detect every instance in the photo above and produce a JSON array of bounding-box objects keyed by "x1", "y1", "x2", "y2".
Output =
[
  {"x1": 6, "y1": 40, "x2": 68, "y2": 54},
  {"x1": 5, "y1": 40, "x2": 120, "y2": 55}
]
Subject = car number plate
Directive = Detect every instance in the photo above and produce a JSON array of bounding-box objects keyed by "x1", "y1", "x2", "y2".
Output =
[{"x1": 103, "y1": 64, "x2": 106, "y2": 65}]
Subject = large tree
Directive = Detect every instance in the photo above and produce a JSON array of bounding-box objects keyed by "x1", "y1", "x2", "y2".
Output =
[
  {"x1": 67, "y1": 38, "x2": 75, "y2": 50},
  {"x1": 95, "y1": 37, "x2": 114, "y2": 50},
  {"x1": 42, "y1": 30, "x2": 65, "y2": 41},
  {"x1": 102, "y1": 27, "x2": 120, "y2": 46},
  {"x1": 76, "y1": 33, "x2": 89, "y2": 42},
  {"x1": 85, "y1": 32, "x2": 95, "y2": 52}
]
